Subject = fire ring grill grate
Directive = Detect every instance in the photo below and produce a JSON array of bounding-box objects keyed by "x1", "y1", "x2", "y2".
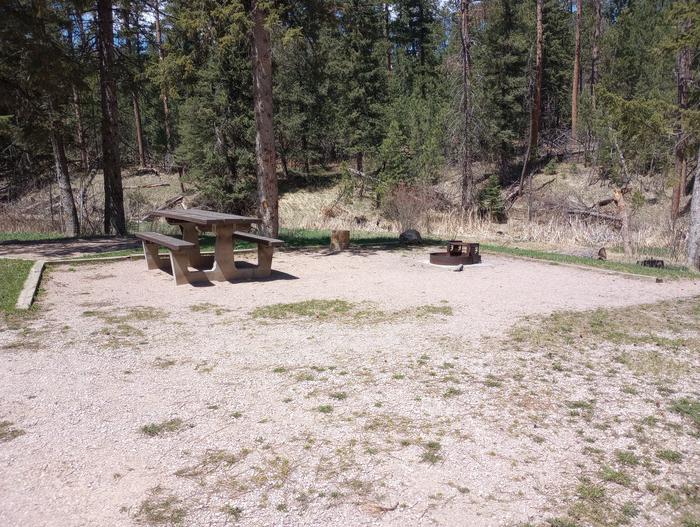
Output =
[{"x1": 430, "y1": 241, "x2": 481, "y2": 266}]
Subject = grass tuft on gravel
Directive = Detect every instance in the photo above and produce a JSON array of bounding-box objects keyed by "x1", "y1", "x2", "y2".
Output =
[
  {"x1": 140, "y1": 419, "x2": 185, "y2": 437},
  {"x1": 0, "y1": 258, "x2": 33, "y2": 311},
  {"x1": 0, "y1": 420, "x2": 25, "y2": 442}
]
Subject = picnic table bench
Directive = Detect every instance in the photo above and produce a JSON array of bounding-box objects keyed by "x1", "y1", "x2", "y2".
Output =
[{"x1": 136, "y1": 208, "x2": 284, "y2": 285}]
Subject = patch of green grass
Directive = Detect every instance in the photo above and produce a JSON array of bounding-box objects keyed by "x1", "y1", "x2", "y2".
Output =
[
  {"x1": 140, "y1": 418, "x2": 185, "y2": 437},
  {"x1": 0, "y1": 231, "x2": 62, "y2": 242},
  {"x1": 414, "y1": 304, "x2": 453, "y2": 317},
  {"x1": 317, "y1": 404, "x2": 333, "y2": 414},
  {"x1": 330, "y1": 391, "x2": 347, "y2": 400},
  {"x1": 221, "y1": 505, "x2": 243, "y2": 520},
  {"x1": 600, "y1": 465, "x2": 631, "y2": 486},
  {"x1": 614, "y1": 450, "x2": 640, "y2": 466},
  {"x1": 576, "y1": 480, "x2": 605, "y2": 501},
  {"x1": 657, "y1": 449, "x2": 683, "y2": 463},
  {"x1": 421, "y1": 441, "x2": 442, "y2": 464},
  {"x1": 0, "y1": 258, "x2": 33, "y2": 311},
  {"x1": 252, "y1": 299, "x2": 354, "y2": 320},
  {"x1": 671, "y1": 398, "x2": 700, "y2": 429},
  {"x1": 135, "y1": 487, "x2": 186, "y2": 525},
  {"x1": 0, "y1": 420, "x2": 25, "y2": 442},
  {"x1": 481, "y1": 243, "x2": 696, "y2": 279},
  {"x1": 443, "y1": 387, "x2": 462, "y2": 398}
]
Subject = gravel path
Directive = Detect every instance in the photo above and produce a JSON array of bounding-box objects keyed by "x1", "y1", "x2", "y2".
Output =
[{"x1": 1, "y1": 249, "x2": 699, "y2": 526}]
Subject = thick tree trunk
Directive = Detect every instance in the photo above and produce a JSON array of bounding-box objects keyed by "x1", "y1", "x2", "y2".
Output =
[
  {"x1": 459, "y1": 0, "x2": 474, "y2": 212},
  {"x1": 97, "y1": 0, "x2": 126, "y2": 235},
  {"x1": 571, "y1": 0, "x2": 582, "y2": 140},
  {"x1": 590, "y1": 0, "x2": 601, "y2": 109},
  {"x1": 50, "y1": 127, "x2": 80, "y2": 237},
  {"x1": 517, "y1": 0, "x2": 543, "y2": 202},
  {"x1": 251, "y1": 0, "x2": 279, "y2": 237},
  {"x1": 154, "y1": 0, "x2": 172, "y2": 154},
  {"x1": 671, "y1": 43, "x2": 691, "y2": 220},
  {"x1": 687, "y1": 149, "x2": 700, "y2": 270}
]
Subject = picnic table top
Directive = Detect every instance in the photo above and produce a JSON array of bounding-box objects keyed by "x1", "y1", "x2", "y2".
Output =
[{"x1": 152, "y1": 208, "x2": 262, "y2": 227}]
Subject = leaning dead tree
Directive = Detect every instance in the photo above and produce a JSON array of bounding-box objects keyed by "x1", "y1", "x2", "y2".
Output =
[{"x1": 512, "y1": 0, "x2": 543, "y2": 214}]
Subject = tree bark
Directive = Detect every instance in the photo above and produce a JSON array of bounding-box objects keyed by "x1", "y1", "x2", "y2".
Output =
[
  {"x1": 459, "y1": 0, "x2": 475, "y2": 212},
  {"x1": 613, "y1": 188, "x2": 632, "y2": 257},
  {"x1": 517, "y1": 0, "x2": 543, "y2": 203},
  {"x1": 687, "y1": 148, "x2": 700, "y2": 270},
  {"x1": 590, "y1": 0, "x2": 601, "y2": 109},
  {"x1": 49, "y1": 127, "x2": 80, "y2": 237},
  {"x1": 251, "y1": 0, "x2": 279, "y2": 237},
  {"x1": 571, "y1": 0, "x2": 582, "y2": 140},
  {"x1": 154, "y1": 0, "x2": 172, "y2": 154},
  {"x1": 671, "y1": 42, "x2": 691, "y2": 220},
  {"x1": 97, "y1": 0, "x2": 126, "y2": 235},
  {"x1": 124, "y1": 3, "x2": 147, "y2": 167},
  {"x1": 384, "y1": 3, "x2": 392, "y2": 74}
]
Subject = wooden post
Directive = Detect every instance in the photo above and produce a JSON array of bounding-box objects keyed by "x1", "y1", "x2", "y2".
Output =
[{"x1": 331, "y1": 230, "x2": 350, "y2": 251}]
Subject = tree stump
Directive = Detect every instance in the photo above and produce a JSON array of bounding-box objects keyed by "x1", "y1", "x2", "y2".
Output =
[{"x1": 330, "y1": 230, "x2": 350, "y2": 251}]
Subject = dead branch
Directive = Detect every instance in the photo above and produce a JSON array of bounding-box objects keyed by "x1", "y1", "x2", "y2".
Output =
[{"x1": 123, "y1": 182, "x2": 170, "y2": 189}]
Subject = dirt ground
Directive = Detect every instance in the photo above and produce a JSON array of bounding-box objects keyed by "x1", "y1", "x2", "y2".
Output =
[
  {"x1": 1, "y1": 249, "x2": 699, "y2": 527},
  {"x1": 0, "y1": 237, "x2": 140, "y2": 260}
]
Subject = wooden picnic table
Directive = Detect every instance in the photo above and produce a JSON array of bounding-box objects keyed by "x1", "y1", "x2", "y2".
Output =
[{"x1": 140, "y1": 208, "x2": 282, "y2": 284}]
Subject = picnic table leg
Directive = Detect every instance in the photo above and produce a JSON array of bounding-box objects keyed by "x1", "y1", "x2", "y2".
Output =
[
  {"x1": 206, "y1": 224, "x2": 237, "y2": 281},
  {"x1": 255, "y1": 245, "x2": 273, "y2": 277},
  {"x1": 142, "y1": 242, "x2": 164, "y2": 270},
  {"x1": 179, "y1": 223, "x2": 208, "y2": 268}
]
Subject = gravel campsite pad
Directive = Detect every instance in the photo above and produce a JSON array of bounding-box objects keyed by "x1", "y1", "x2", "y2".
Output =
[{"x1": 1, "y1": 249, "x2": 699, "y2": 526}]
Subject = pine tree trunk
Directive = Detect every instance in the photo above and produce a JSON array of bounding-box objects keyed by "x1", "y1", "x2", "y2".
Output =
[
  {"x1": 154, "y1": 0, "x2": 172, "y2": 154},
  {"x1": 571, "y1": 0, "x2": 582, "y2": 140},
  {"x1": 50, "y1": 127, "x2": 80, "y2": 237},
  {"x1": 459, "y1": 0, "x2": 474, "y2": 212},
  {"x1": 590, "y1": 0, "x2": 601, "y2": 109},
  {"x1": 97, "y1": 0, "x2": 126, "y2": 235},
  {"x1": 671, "y1": 43, "x2": 691, "y2": 220},
  {"x1": 251, "y1": 0, "x2": 279, "y2": 237},
  {"x1": 518, "y1": 0, "x2": 543, "y2": 200},
  {"x1": 687, "y1": 148, "x2": 700, "y2": 270}
]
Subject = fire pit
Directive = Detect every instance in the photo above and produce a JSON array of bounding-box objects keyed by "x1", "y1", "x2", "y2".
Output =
[{"x1": 430, "y1": 241, "x2": 481, "y2": 266}]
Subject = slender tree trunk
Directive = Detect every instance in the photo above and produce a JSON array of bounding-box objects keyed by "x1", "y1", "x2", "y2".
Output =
[
  {"x1": 459, "y1": 0, "x2": 474, "y2": 212},
  {"x1": 687, "y1": 148, "x2": 700, "y2": 270},
  {"x1": 72, "y1": 86, "x2": 89, "y2": 173},
  {"x1": 49, "y1": 127, "x2": 80, "y2": 237},
  {"x1": 251, "y1": 0, "x2": 279, "y2": 237},
  {"x1": 154, "y1": 0, "x2": 172, "y2": 154},
  {"x1": 571, "y1": 0, "x2": 582, "y2": 140},
  {"x1": 672, "y1": 43, "x2": 691, "y2": 220},
  {"x1": 590, "y1": 0, "x2": 601, "y2": 109},
  {"x1": 384, "y1": 3, "x2": 392, "y2": 74},
  {"x1": 518, "y1": 0, "x2": 543, "y2": 202},
  {"x1": 356, "y1": 152, "x2": 363, "y2": 172},
  {"x1": 97, "y1": 0, "x2": 126, "y2": 235},
  {"x1": 124, "y1": 3, "x2": 147, "y2": 167},
  {"x1": 613, "y1": 188, "x2": 632, "y2": 257}
]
